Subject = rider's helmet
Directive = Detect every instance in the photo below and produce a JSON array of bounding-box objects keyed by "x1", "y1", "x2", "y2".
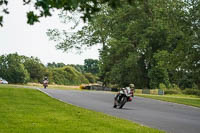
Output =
[
  {"x1": 44, "y1": 76, "x2": 48, "y2": 80},
  {"x1": 129, "y1": 84, "x2": 135, "y2": 89}
]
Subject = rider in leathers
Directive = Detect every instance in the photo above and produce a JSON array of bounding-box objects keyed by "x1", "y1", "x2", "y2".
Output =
[
  {"x1": 43, "y1": 76, "x2": 48, "y2": 88},
  {"x1": 113, "y1": 84, "x2": 135, "y2": 108}
]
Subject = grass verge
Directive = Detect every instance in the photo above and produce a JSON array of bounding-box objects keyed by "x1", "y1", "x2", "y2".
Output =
[
  {"x1": 0, "y1": 85, "x2": 164, "y2": 133},
  {"x1": 136, "y1": 94, "x2": 200, "y2": 108},
  {"x1": 8, "y1": 83, "x2": 81, "y2": 90}
]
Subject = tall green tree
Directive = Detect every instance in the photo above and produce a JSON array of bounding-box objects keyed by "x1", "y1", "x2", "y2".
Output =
[
  {"x1": 0, "y1": 53, "x2": 30, "y2": 83},
  {"x1": 22, "y1": 56, "x2": 46, "y2": 82},
  {"x1": 84, "y1": 59, "x2": 99, "y2": 75},
  {"x1": 105, "y1": 0, "x2": 199, "y2": 89}
]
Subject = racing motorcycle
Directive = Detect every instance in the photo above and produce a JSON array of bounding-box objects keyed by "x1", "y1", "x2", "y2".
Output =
[
  {"x1": 113, "y1": 88, "x2": 134, "y2": 109},
  {"x1": 43, "y1": 80, "x2": 48, "y2": 89}
]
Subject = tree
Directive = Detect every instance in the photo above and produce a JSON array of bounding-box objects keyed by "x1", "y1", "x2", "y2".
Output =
[
  {"x1": 0, "y1": 0, "x2": 9, "y2": 26},
  {"x1": 23, "y1": 56, "x2": 46, "y2": 82},
  {"x1": 47, "y1": 62, "x2": 65, "y2": 68},
  {"x1": 46, "y1": 5, "x2": 112, "y2": 53},
  {"x1": 0, "y1": 53, "x2": 30, "y2": 83},
  {"x1": 52, "y1": 0, "x2": 199, "y2": 89},
  {"x1": 104, "y1": 0, "x2": 200, "y2": 89},
  {"x1": 84, "y1": 59, "x2": 99, "y2": 75},
  {"x1": 0, "y1": 0, "x2": 134, "y2": 26}
]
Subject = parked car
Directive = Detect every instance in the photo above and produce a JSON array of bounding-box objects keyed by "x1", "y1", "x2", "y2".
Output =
[{"x1": 0, "y1": 78, "x2": 8, "y2": 84}]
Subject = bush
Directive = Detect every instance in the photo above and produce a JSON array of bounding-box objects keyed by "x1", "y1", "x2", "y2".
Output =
[
  {"x1": 51, "y1": 66, "x2": 89, "y2": 85},
  {"x1": 192, "y1": 83, "x2": 199, "y2": 90},
  {"x1": 163, "y1": 84, "x2": 182, "y2": 95},
  {"x1": 84, "y1": 73, "x2": 96, "y2": 83},
  {"x1": 164, "y1": 89, "x2": 181, "y2": 95},
  {"x1": 159, "y1": 83, "x2": 167, "y2": 90},
  {"x1": 171, "y1": 84, "x2": 180, "y2": 90},
  {"x1": 182, "y1": 89, "x2": 200, "y2": 96}
]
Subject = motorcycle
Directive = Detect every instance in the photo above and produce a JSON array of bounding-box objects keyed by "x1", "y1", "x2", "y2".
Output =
[
  {"x1": 113, "y1": 88, "x2": 134, "y2": 109},
  {"x1": 43, "y1": 80, "x2": 48, "y2": 89}
]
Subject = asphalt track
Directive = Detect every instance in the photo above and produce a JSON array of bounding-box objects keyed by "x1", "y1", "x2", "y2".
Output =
[{"x1": 39, "y1": 88, "x2": 200, "y2": 133}]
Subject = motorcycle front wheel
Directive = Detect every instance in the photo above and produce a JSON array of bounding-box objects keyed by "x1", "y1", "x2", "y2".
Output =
[{"x1": 119, "y1": 96, "x2": 127, "y2": 109}]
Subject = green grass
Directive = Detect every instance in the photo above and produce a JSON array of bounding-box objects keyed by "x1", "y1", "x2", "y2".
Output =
[
  {"x1": 8, "y1": 83, "x2": 81, "y2": 90},
  {"x1": 0, "y1": 85, "x2": 164, "y2": 133},
  {"x1": 136, "y1": 94, "x2": 200, "y2": 108}
]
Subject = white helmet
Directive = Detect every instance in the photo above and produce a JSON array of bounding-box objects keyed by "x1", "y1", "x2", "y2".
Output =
[{"x1": 129, "y1": 84, "x2": 135, "y2": 88}]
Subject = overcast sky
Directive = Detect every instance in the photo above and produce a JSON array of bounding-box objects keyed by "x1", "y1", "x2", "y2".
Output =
[{"x1": 0, "y1": 0, "x2": 101, "y2": 65}]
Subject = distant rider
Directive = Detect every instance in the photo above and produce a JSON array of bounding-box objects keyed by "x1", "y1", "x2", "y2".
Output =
[{"x1": 43, "y1": 76, "x2": 48, "y2": 89}]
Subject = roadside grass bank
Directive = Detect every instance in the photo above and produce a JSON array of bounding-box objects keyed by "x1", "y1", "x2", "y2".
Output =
[
  {"x1": 0, "y1": 85, "x2": 164, "y2": 133},
  {"x1": 135, "y1": 94, "x2": 200, "y2": 108},
  {"x1": 7, "y1": 83, "x2": 81, "y2": 90}
]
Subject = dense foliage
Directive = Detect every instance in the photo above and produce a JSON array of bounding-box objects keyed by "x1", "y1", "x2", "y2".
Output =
[
  {"x1": 0, "y1": 53, "x2": 97, "y2": 85},
  {"x1": 0, "y1": 0, "x2": 134, "y2": 26},
  {"x1": 51, "y1": 66, "x2": 89, "y2": 85},
  {"x1": 84, "y1": 59, "x2": 99, "y2": 75},
  {"x1": 99, "y1": 0, "x2": 200, "y2": 89},
  {"x1": 47, "y1": 0, "x2": 200, "y2": 89},
  {"x1": 100, "y1": 0, "x2": 200, "y2": 89},
  {"x1": 47, "y1": 62, "x2": 66, "y2": 68},
  {"x1": 0, "y1": 53, "x2": 30, "y2": 83},
  {"x1": 23, "y1": 56, "x2": 47, "y2": 82},
  {"x1": 84, "y1": 73, "x2": 98, "y2": 83}
]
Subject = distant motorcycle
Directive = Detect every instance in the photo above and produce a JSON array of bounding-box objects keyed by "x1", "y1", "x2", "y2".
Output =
[
  {"x1": 113, "y1": 88, "x2": 134, "y2": 109},
  {"x1": 43, "y1": 80, "x2": 48, "y2": 89}
]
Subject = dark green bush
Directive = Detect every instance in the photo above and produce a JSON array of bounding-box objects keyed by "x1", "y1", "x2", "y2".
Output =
[{"x1": 182, "y1": 89, "x2": 200, "y2": 96}]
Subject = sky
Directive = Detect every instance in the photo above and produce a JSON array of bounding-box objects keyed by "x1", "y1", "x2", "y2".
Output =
[{"x1": 0, "y1": 0, "x2": 101, "y2": 65}]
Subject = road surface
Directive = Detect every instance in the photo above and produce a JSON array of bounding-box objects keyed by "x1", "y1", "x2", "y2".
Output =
[{"x1": 38, "y1": 89, "x2": 200, "y2": 133}]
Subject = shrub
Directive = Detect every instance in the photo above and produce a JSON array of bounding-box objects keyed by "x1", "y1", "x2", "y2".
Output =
[
  {"x1": 51, "y1": 66, "x2": 89, "y2": 85},
  {"x1": 159, "y1": 83, "x2": 167, "y2": 90},
  {"x1": 164, "y1": 89, "x2": 181, "y2": 95},
  {"x1": 182, "y1": 89, "x2": 200, "y2": 96},
  {"x1": 192, "y1": 83, "x2": 199, "y2": 90},
  {"x1": 84, "y1": 73, "x2": 96, "y2": 83},
  {"x1": 171, "y1": 84, "x2": 180, "y2": 90},
  {"x1": 163, "y1": 84, "x2": 182, "y2": 95}
]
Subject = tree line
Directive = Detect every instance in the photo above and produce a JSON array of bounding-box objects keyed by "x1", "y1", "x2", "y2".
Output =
[
  {"x1": 0, "y1": 0, "x2": 199, "y2": 91},
  {"x1": 47, "y1": 0, "x2": 200, "y2": 90},
  {"x1": 0, "y1": 53, "x2": 99, "y2": 85}
]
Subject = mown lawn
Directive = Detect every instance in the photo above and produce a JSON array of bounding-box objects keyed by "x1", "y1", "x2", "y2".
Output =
[
  {"x1": 136, "y1": 94, "x2": 200, "y2": 108},
  {"x1": 0, "y1": 85, "x2": 164, "y2": 133}
]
